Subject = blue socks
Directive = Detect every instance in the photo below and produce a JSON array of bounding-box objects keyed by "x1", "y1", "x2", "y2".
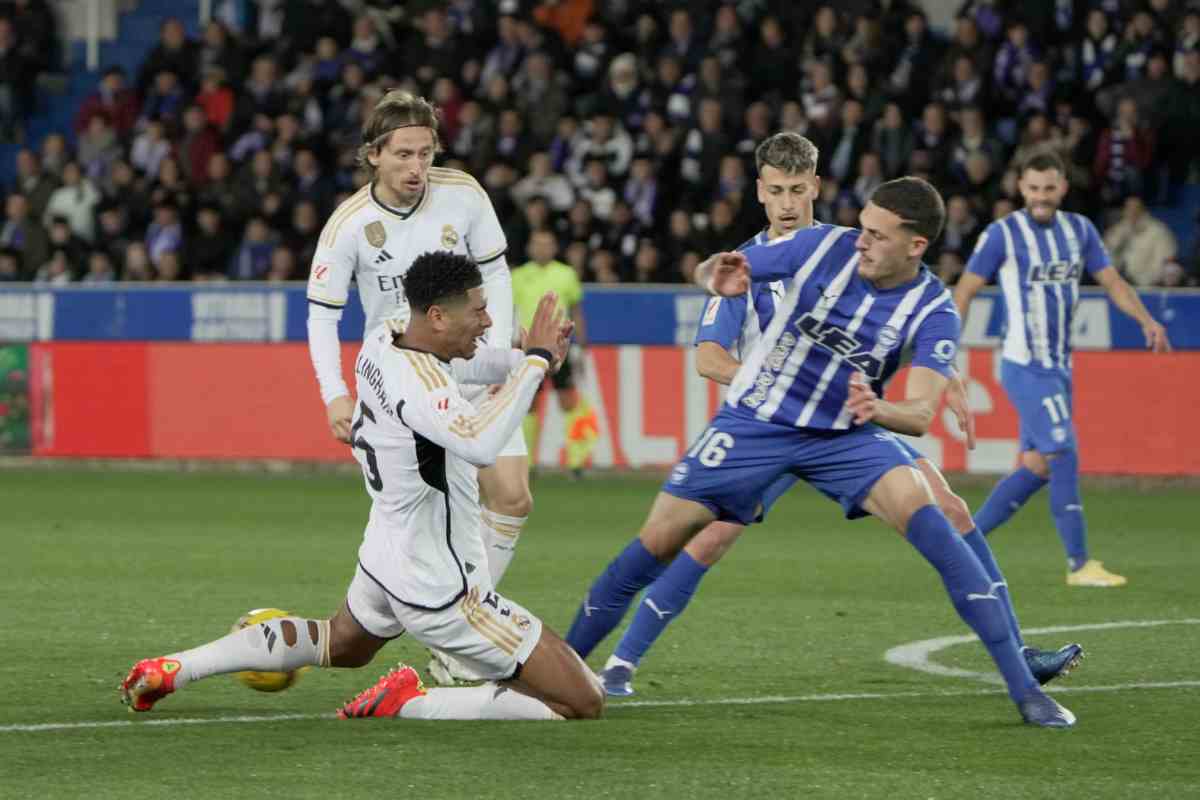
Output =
[
  {"x1": 614, "y1": 550, "x2": 709, "y2": 666},
  {"x1": 962, "y1": 528, "x2": 1024, "y2": 649},
  {"x1": 1048, "y1": 450, "x2": 1089, "y2": 571},
  {"x1": 906, "y1": 505, "x2": 1037, "y2": 702},
  {"x1": 565, "y1": 538, "x2": 666, "y2": 659},
  {"x1": 975, "y1": 467, "x2": 1047, "y2": 536}
]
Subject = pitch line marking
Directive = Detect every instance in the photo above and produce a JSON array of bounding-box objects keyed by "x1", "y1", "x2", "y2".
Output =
[
  {"x1": 2, "y1": 679, "x2": 1199, "y2": 733},
  {"x1": 884, "y1": 617, "x2": 1200, "y2": 684}
]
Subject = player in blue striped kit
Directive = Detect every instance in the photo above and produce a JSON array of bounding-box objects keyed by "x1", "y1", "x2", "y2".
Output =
[
  {"x1": 567, "y1": 176, "x2": 1076, "y2": 727},
  {"x1": 954, "y1": 149, "x2": 1171, "y2": 587},
  {"x1": 596, "y1": 134, "x2": 1081, "y2": 699}
]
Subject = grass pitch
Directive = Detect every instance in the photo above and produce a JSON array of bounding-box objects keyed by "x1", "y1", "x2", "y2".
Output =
[{"x1": 2, "y1": 467, "x2": 1198, "y2": 799}]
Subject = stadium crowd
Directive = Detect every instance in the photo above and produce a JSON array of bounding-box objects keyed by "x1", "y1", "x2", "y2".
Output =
[{"x1": 2, "y1": 0, "x2": 1200, "y2": 288}]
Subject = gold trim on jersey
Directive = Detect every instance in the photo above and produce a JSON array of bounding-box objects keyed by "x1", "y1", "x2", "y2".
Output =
[
  {"x1": 447, "y1": 362, "x2": 534, "y2": 438},
  {"x1": 480, "y1": 509, "x2": 522, "y2": 539},
  {"x1": 474, "y1": 246, "x2": 506, "y2": 264},
  {"x1": 319, "y1": 185, "x2": 370, "y2": 248},
  {"x1": 460, "y1": 588, "x2": 521, "y2": 655},
  {"x1": 428, "y1": 167, "x2": 489, "y2": 201},
  {"x1": 306, "y1": 290, "x2": 347, "y2": 307},
  {"x1": 402, "y1": 351, "x2": 447, "y2": 391}
]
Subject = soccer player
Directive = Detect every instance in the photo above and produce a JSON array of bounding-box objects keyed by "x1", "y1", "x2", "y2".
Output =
[
  {"x1": 304, "y1": 91, "x2": 534, "y2": 682},
  {"x1": 511, "y1": 228, "x2": 598, "y2": 477},
  {"x1": 598, "y1": 133, "x2": 1081, "y2": 698},
  {"x1": 121, "y1": 253, "x2": 604, "y2": 721},
  {"x1": 566, "y1": 177, "x2": 1076, "y2": 727},
  {"x1": 953, "y1": 149, "x2": 1171, "y2": 587}
]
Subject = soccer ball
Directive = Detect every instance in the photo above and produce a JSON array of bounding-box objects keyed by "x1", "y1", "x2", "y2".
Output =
[{"x1": 231, "y1": 607, "x2": 309, "y2": 693}]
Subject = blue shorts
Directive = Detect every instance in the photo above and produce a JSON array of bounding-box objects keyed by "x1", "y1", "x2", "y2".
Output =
[
  {"x1": 1000, "y1": 360, "x2": 1076, "y2": 454},
  {"x1": 663, "y1": 408, "x2": 919, "y2": 525}
]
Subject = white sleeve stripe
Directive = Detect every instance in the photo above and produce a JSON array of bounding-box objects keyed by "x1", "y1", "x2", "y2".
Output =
[{"x1": 903, "y1": 288, "x2": 952, "y2": 349}]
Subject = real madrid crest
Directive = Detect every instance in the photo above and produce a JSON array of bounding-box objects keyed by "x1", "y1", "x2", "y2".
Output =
[
  {"x1": 441, "y1": 224, "x2": 460, "y2": 250},
  {"x1": 364, "y1": 220, "x2": 387, "y2": 248}
]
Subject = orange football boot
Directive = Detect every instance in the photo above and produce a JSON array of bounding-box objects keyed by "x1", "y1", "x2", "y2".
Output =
[
  {"x1": 337, "y1": 664, "x2": 427, "y2": 719},
  {"x1": 119, "y1": 657, "x2": 182, "y2": 712}
]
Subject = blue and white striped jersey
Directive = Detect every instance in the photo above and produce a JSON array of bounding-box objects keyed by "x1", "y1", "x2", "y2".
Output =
[
  {"x1": 966, "y1": 209, "x2": 1109, "y2": 373},
  {"x1": 694, "y1": 229, "x2": 786, "y2": 359},
  {"x1": 725, "y1": 224, "x2": 961, "y2": 430}
]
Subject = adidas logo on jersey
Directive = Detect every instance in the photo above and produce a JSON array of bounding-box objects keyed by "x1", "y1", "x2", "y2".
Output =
[{"x1": 375, "y1": 248, "x2": 394, "y2": 264}]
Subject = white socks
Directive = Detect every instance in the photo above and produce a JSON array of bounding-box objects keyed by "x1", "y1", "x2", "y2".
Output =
[
  {"x1": 480, "y1": 509, "x2": 527, "y2": 586},
  {"x1": 170, "y1": 617, "x2": 329, "y2": 688},
  {"x1": 400, "y1": 684, "x2": 562, "y2": 720}
]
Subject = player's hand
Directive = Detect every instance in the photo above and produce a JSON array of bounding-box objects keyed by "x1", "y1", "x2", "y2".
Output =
[
  {"x1": 526, "y1": 291, "x2": 566, "y2": 366},
  {"x1": 845, "y1": 372, "x2": 878, "y2": 426},
  {"x1": 552, "y1": 320, "x2": 576, "y2": 373},
  {"x1": 1143, "y1": 320, "x2": 1171, "y2": 353},
  {"x1": 326, "y1": 395, "x2": 354, "y2": 443},
  {"x1": 698, "y1": 251, "x2": 750, "y2": 297},
  {"x1": 945, "y1": 373, "x2": 977, "y2": 451}
]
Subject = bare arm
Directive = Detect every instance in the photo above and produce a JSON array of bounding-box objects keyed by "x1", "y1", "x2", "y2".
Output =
[
  {"x1": 952, "y1": 272, "x2": 987, "y2": 324},
  {"x1": 1093, "y1": 265, "x2": 1172, "y2": 352},
  {"x1": 695, "y1": 341, "x2": 741, "y2": 385},
  {"x1": 844, "y1": 367, "x2": 949, "y2": 438}
]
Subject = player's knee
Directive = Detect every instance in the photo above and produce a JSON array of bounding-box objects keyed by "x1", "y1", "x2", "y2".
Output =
[
  {"x1": 569, "y1": 680, "x2": 606, "y2": 720},
  {"x1": 686, "y1": 521, "x2": 743, "y2": 566},
  {"x1": 1021, "y1": 450, "x2": 1050, "y2": 478},
  {"x1": 941, "y1": 494, "x2": 974, "y2": 534}
]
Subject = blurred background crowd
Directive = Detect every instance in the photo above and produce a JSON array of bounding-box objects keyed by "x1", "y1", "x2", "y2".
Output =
[{"x1": 2, "y1": 0, "x2": 1200, "y2": 289}]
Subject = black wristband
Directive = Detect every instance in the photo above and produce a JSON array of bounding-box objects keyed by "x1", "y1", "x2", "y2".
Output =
[{"x1": 525, "y1": 347, "x2": 554, "y2": 364}]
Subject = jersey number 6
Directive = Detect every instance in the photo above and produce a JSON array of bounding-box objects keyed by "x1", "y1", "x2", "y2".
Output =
[{"x1": 351, "y1": 402, "x2": 384, "y2": 490}]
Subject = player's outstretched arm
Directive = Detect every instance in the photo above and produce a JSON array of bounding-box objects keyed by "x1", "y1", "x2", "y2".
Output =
[
  {"x1": 308, "y1": 304, "x2": 353, "y2": 443},
  {"x1": 944, "y1": 369, "x2": 977, "y2": 451},
  {"x1": 845, "y1": 367, "x2": 948, "y2": 437},
  {"x1": 1093, "y1": 266, "x2": 1172, "y2": 352},
  {"x1": 403, "y1": 293, "x2": 567, "y2": 466}
]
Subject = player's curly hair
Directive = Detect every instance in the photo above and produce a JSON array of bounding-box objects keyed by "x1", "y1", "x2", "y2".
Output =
[
  {"x1": 755, "y1": 132, "x2": 819, "y2": 176},
  {"x1": 869, "y1": 177, "x2": 946, "y2": 243},
  {"x1": 402, "y1": 251, "x2": 482, "y2": 313},
  {"x1": 357, "y1": 90, "x2": 442, "y2": 174}
]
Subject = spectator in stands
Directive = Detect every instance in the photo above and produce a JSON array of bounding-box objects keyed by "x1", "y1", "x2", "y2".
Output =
[
  {"x1": 588, "y1": 248, "x2": 620, "y2": 284},
  {"x1": 36, "y1": 136, "x2": 67, "y2": 182},
  {"x1": 1094, "y1": 96, "x2": 1154, "y2": 206},
  {"x1": 122, "y1": 241, "x2": 153, "y2": 281},
  {"x1": 872, "y1": 101, "x2": 913, "y2": 179},
  {"x1": 104, "y1": 159, "x2": 150, "y2": 229},
  {"x1": 291, "y1": 146, "x2": 334, "y2": 218},
  {"x1": 0, "y1": 17, "x2": 33, "y2": 140},
  {"x1": 631, "y1": 237, "x2": 670, "y2": 283},
  {"x1": 155, "y1": 250, "x2": 183, "y2": 281},
  {"x1": 130, "y1": 119, "x2": 172, "y2": 180},
  {"x1": 942, "y1": 16, "x2": 993, "y2": 90},
  {"x1": 233, "y1": 149, "x2": 285, "y2": 220},
  {"x1": 82, "y1": 250, "x2": 117, "y2": 283},
  {"x1": 483, "y1": 109, "x2": 535, "y2": 172},
  {"x1": 138, "y1": 18, "x2": 198, "y2": 96},
  {"x1": 196, "y1": 152, "x2": 237, "y2": 219},
  {"x1": 266, "y1": 245, "x2": 297, "y2": 281},
  {"x1": 12, "y1": 148, "x2": 58, "y2": 220},
  {"x1": 800, "y1": 58, "x2": 840, "y2": 131},
  {"x1": 0, "y1": 192, "x2": 47, "y2": 278},
  {"x1": 199, "y1": 19, "x2": 245, "y2": 87},
  {"x1": 852, "y1": 152, "x2": 885, "y2": 208},
  {"x1": 912, "y1": 102, "x2": 953, "y2": 180},
  {"x1": 188, "y1": 204, "x2": 232, "y2": 279},
  {"x1": 145, "y1": 200, "x2": 182, "y2": 270},
  {"x1": 44, "y1": 215, "x2": 84, "y2": 274},
  {"x1": 233, "y1": 55, "x2": 288, "y2": 132},
  {"x1": 94, "y1": 201, "x2": 132, "y2": 273},
  {"x1": 992, "y1": 19, "x2": 1039, "y2": 117},
  {"x1": 1103, "y1": 195, "x2": 1178, "y2": 287},
  {"x1": 75, "y1": 66, "x2": 140, "y2": 140},
  {"x1": 579, "y1": 158, "x2": 617, "y2": 221},
  {"x1": 345, "y1": 14, "x2": 387, "y2": 80},
  {"x1": 1114, "y1": 10, "x2": 1161, "y2": 83},
  {"x1": 802, "y1": 5, "x2": 844, "y2": 66},
  {"x1": 562, "y1": 197, "x2": 601, "y2": 253},
  {"x1": 568, "y1": 110, "x2": 633, "y2": 187},
  {"x1": 748, "y1": 16, "x2": 795, "y2": 106},
  {"x1": 228, "y1": 215, "x2": 275, "y2": 280},
  {"x1": 889, "y1": 10, "x2": 944, "y2": 116},
  {"x1": 33, "y1": 248, "x2": 72, "y2": 285},
  {"x1": 950, "y1": 105, "x2": 1005, "y2": 186},
  {"x1": 78, "y1": 115, "x2": 122, "y2": 182},
  {"x1": 284, "y1": 200, "x2": 319, "y2": 269},
  {"x1": 512, "y1": 151, "x2": 575, "y2": 214},
  {"x1": 843, "y1": 63, "x2": 886, "y2": 126},
  {"x1": 679, "y1": 98, "x2": 729, "y2": 206},
  {"x1": 1078, "y1": 8, "x2": 1119, "y2": 93},
  {"x1": 4, "y1": 0, "x2": 59, "y2": 78},
  {"x1": 0, "y1": 247, "x2": 20, "y2": 281},
  {"x1": 939, "y1": 193, "x2": 984, "y2": 262},
  {"x1": 42, "y1": 162, "x2": 100, "y2": 243},
  {"x1": 1157, "y1": 50, "x2": 1200, "y2": 195},
  {"x1": 403, "y1": 5, "x2": 461, "y2": 90},
  {"x1": 825, "y1": 98, "x2": 869, "y2": 185},
  {"x1": 178, "y1": 106, "x2": 220, "y2": 186},
  {"x1": 513, "y1": 51, "x2": 569, "y2": 145}
]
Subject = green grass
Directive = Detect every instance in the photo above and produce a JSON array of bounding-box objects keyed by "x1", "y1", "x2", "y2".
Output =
[{"x1": 2, "y1": 468, "x2": 1198, "y2": 799}]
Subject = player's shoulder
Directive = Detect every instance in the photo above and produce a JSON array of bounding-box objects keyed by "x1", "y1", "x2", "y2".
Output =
[
  {"x1": 318, "y1": 184, "x2": 372, "y2": 247},
  {"x1": 1057, "y1": 209, "x2": 1099, "y2": 237},
  {"x1": 428, "y1": 166, "x2": 489, "y2": 199},
  {"x1": 386, "y1": 344, "x2": 453, "y2": 393}
]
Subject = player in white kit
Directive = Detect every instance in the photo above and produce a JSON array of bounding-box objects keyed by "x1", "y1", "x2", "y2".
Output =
[
  {"x1": 305, "y1": 91, "x2": 532, "y2": 683},
  {"x1": 120, "y1": 252, "x2": 604, "y2": 721}
]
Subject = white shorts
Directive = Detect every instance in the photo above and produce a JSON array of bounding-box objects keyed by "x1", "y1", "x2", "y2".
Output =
[{"x1": 345, "y1": 564, "x2": 542, "y2": 681}]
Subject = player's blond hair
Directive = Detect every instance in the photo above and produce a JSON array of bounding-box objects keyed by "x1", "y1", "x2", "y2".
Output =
[
  {"x1": 755, "y1": 132, "x2": 818, "y2": 176},
  {"x1": 357, "y1": 90, "x2": 441, "y2": 174}
]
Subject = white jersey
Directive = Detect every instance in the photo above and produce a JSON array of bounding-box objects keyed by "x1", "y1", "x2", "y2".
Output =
[
  {"x1": 307, "y1": 167, "x2": 509, "y2": 339},
  {"x1": 350, "y1": 323, "x2": 548, "y2": 610}
]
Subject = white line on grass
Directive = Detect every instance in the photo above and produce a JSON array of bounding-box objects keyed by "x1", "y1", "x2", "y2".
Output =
[
  {"x1": 884, "y1": 618, "x2": 1200, "y2": 684},
  {"x1": 3, "y1": 680, "x2": 1198, "y2": 733}
]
